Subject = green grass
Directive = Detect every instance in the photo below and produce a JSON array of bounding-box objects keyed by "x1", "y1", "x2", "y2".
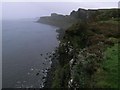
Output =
[
  {"x1": 52, "y1": 64, "x2": 70, "y2": 88},
  {"x1": 98, "y1": 20, "x2": 119, "y2": 24},
  {"x1": 93, "y1": 44, "x2": 119, "y2": 88}
]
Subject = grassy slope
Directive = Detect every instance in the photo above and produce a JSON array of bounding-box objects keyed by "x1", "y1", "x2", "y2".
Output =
[
  {"x1": 50, "y1": 8, "x2": 119, "y2": 88},
  {"x1": 93, "y1": 44, "x2": 119, "y2": 88},
  {"x1": 51, "y1": 21, "x2": 119, "y2": 88}
]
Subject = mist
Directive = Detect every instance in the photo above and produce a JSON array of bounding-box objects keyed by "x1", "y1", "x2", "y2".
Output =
[{"x1": 2, "y1": 2, "x2": 118, "y2": 20}]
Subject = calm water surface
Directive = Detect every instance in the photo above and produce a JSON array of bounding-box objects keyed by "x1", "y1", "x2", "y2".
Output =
[{"x1": 2, "y1": 19, "x2": 59, "y2": 88}]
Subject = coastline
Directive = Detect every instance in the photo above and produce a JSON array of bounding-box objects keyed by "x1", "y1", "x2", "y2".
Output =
[
  {"x1": 43, "y1": 28, "x2": 63, "y2": 88},
  {"x1": 36, "y1": 21, "x2": 64, "y2": 88},
  {"x1": 43, "y1": 50, "x2": 59, "y2": 88},
  {"x1": 29, "y1": 8, "x2": 120, "y2": 88}
]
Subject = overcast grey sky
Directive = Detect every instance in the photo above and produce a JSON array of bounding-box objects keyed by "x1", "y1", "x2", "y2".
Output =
[{"x1": 2, "y1": 2, "x2": 119, "y2": 20}]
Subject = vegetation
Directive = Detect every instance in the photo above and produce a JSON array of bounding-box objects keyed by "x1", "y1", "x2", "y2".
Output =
[
  {"x1": 92, "y1": 44, "x2": 119, "y2": 88},
  {"x1": 39, "y1": 8, "x2": 119, "y2": 88}
]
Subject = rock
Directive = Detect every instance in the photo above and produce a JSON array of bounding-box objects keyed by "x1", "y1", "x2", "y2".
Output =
[
  {"x1": 69, "y1": 59, "x2": 75, "y2": 68},
  {"x1": 40, "y1": 54, "x2": 43, "y2": 56},
  {"x1": 52, "y1": 51, "x2": 55, "y2": 54},
  {"x1": 70, "y1": 59, "x2": 74, "y2": 65},
  {"x1": 58, "y1": 41, "x2": 60, "y2": 43},
  {"x1": 49, "y1": 61, "x2": 52, "y2": 64},
  {"x1": 30, "y1": 68, "x2": 34, "y2": 71},
  {"x1": 36, "y1": 72, "x2": 39, "y2": 76},
  {"x1": 42, "y1": 76, "x2": 45, "y2": 79},
  {"x1": 41, "y1": 84, "x2": 44, "y2": 88},
  {"x1": 40, "y1": 83, "x2": 44, "y2": 88},
  {"x1": 42, "y1": 63, "x2": 45, "y2": 65},
  {"x1": 49, "y1": 55, "x2": 52, "y2": 58},
  {"x1": 46, "y1": 67, "x2": 49, "y2": 70},
  {"x1": 44, "y1": 69, "x2": 48, "y2": 73},
  {"x1": 41, "y1": 69, "x2": 44, "y2": 73},
  {"x1": 68, "y1": 41, "x2": 70, "y2": 44},
  {"x1": 68, "y1": 79, "x2": 73, "y2": 88},
  {"x1": 44, "y1": 80, "x2": 47, "y2": 84}
]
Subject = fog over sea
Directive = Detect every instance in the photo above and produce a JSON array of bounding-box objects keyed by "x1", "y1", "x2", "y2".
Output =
[{"x1": 2, "y1": 19, "x2": 59, "y2": 88}]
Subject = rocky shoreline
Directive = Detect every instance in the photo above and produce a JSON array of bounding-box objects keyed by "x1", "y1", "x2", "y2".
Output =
[
  {"x1": 43, "y1": 29, "x2": 63, "y2": 88},
  {"x1": 37, "y1": 16, "x2": 65, "y2": 88},
  {"x1": 43, "y1": 50, "x2": 59, "y2": 88},
  {"x1": 38, "y1": 18, "x2": 72, "y2": 88}
]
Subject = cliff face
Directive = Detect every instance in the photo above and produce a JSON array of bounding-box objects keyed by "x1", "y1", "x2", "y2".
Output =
[
  {"x1": 37, "y1": 13, "x2": 77, "y2": 29},
  {"x1": 39, "y1": 8, "x2": 119, "y2": 88},
  {"x1": 52, "y1": 21, "x2": 119, "y2": 88},
  {"x1": 37, "y1": 8, "x2": 92, "y2": 28},
  {"x1": 38, "y1": 8, "x2": 120, "y2": 28},
  {"x1": 70, "y1": 8, "x2": 88, "y2": 21}
]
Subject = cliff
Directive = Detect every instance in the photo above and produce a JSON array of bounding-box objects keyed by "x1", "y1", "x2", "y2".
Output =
[
  {"x1": 40, "y1": 8, "x2": 119, "y2": 88},
  {"x1": 38, "y1": 8, "x2": 119, "y2": 28},
  {"x1": 37, "y1": 13, "x2": 77, "y2": 29}
]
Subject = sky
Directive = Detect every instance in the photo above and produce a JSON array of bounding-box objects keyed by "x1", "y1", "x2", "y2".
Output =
[
  {"x1": 1, "y1": 0, "x2": 120, "y2": 2},
  {"x1": 2, "y1": 2, "x2": 119, "y2": 20},
  {"x1": 1, "y1": 1, "x2": 120, "y2": 20}
]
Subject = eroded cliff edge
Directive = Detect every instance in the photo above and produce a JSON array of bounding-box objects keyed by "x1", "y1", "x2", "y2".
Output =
[{"x1": 38, "y1": 8, "x2": 120, "y2": 88}]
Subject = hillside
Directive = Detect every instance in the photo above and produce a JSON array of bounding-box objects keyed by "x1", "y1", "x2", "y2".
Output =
[
  {"x1": 38, "y1": 8, "x2": 120, "y2": 88},
  {"x1": 37, "y1": 13, "x2": 77, "y2": 29},
  {"x1": 38, "y1": 8, "x2": 120, "y2": 28}
]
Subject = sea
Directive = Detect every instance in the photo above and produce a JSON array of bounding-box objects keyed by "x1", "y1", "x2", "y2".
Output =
[{"x1": 2, "y1": 19, "x2": 59, "y2": 88}]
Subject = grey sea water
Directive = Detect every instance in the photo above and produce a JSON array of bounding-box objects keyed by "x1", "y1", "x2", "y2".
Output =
[{"x1": 2, "y1": 19, "x2": 58, "y2": 88}]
